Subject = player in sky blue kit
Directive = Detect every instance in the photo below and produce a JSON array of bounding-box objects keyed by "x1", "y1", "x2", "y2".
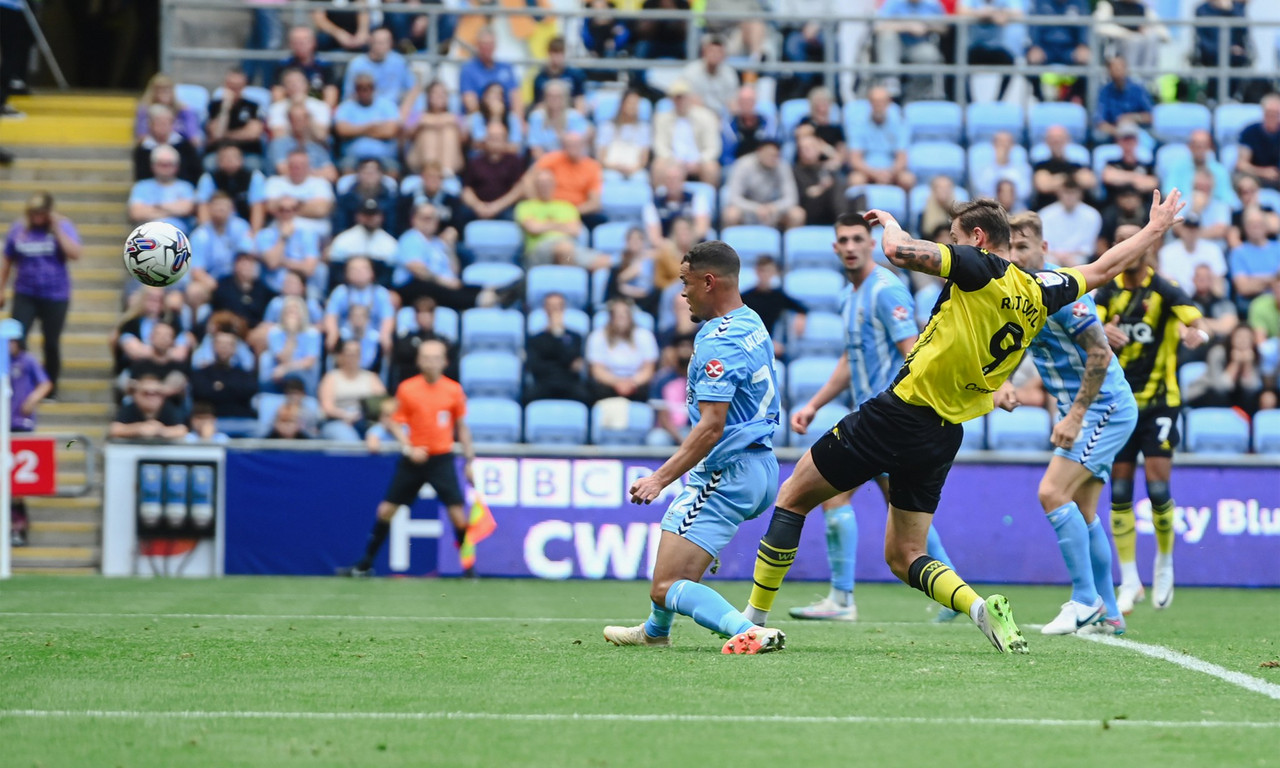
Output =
[
  {"x1": 1003, "y1": 212, "x2": 1139, "y2": 635},
  {"x1": 782, "y1": 213, "x2": 959, "y2": 623},
  {"x1": 604, "y1": 240, "x2": 786, "y2": 655}
]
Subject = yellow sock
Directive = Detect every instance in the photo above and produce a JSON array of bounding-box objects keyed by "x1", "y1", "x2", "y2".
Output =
[
  {"x1": 1152, "y1": 500, "x2": 1175, "y2": 556},
  {"x1": 748, "y1": 540, "x2": 796, "y2": 613},
  {"x1": 1111, "y1": 502, "x2": 1136, "y2": 564},
  {"x1": 907, "y1": 557, "x2": 981, "y2": 616}
]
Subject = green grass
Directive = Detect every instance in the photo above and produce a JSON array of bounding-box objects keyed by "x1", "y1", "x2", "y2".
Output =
[{"x1": 1, "y1": 576, "x2": 1278, "y2": 767}]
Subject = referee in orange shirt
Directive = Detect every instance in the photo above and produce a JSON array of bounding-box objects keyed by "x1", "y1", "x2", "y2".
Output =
[{"x1": 338, "y1": 339, "x2": 476, "y2": 577}]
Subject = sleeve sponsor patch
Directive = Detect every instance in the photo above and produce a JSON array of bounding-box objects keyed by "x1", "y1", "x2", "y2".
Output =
[
  {"x1": 1036, "y1": 271, "x2": 1067, "y2": 287},
  {"x1": 1071, "y1": 301, "x2": 1090, "y2": 318},
  {"x1": 892, "y1": 305, "x2": 909, "y2": 322},
  {"x1": 704, "y1": 359, "x2": 725, "y2": 379}
]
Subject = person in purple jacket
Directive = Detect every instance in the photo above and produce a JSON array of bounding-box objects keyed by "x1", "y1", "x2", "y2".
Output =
[
  {"x1": 7, "y1": 337, "x2": 52, "y2": 547},
  {"x1": 1, "y1": 192, "x2": 80, "y2": 399}
]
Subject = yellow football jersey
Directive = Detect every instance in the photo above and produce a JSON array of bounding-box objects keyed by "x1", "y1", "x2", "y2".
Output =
[{"x1": 891, "y1": 244, "x2": 1086, "y2": 423}]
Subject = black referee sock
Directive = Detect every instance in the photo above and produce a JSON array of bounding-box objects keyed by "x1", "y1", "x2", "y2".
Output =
[
  {"x1": 356, "y1": 520, "x2": 391, "y2": 571},
  {"x1": 453, "y1": 525, "x2": 467, "y2": 548}
]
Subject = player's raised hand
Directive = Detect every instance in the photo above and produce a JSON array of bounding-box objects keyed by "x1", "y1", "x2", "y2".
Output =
[
  {"x1": 629, "y1": 472, "x2": 668, "y2": 505},
  {"x1": 862, "y1": 209, "x2": 899, "y2": 230},
  {"x1": 791, "y1": 404, "x2": 817, "y2": 435},
  {"x1": 1148, "y1": 188, "x2": 1185, "y2": 232},
  {"x1": 1103, "y1": 315, "x2": 1128, "y2": 351}
]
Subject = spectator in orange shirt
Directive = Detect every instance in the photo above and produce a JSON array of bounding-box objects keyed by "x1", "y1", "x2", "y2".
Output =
[
  {"x1": 532, "y1": 131, "x2": 605, "y2": 230},
  {"x1": 338, "y1": 339, "x2": 476, "y2": 577}
]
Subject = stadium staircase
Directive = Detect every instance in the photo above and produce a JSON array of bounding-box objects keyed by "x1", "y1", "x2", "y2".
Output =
[{"x1": 0, "y1": 93, "x2": 135, "y2": 574}]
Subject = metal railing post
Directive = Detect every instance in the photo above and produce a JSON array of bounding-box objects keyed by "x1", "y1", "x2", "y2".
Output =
[
  {"x1": 1217, "y1": 21, "x2": 1229, "y2": 103},
  {"x1": 955, "y1": 16, "x2": 969, "y2": 110}
]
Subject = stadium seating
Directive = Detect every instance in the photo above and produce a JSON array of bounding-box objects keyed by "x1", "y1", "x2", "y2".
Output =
[
  {"x1": 987, "y1": 408, "x2": 1052, "y2": 451},
  {"x1": 787, "y1": 357, "x2": 842, "y2": 408},
  {"x1": 176, "y1": 83, "x2": 211, "y2": 121},
  {"x1": 959, "y1": 415, "x2": 986, "y2": 453},
  {"x1": 460, "y1": 308, "x2": 525, "y2": 354},
  {"x1": 1091, "y1": 142, "x2": 1155, "y2": 181},
  {"x1": 1214, "y1": 103, "x2": 1263, "y2": 147},
  {"x1": 1184, "y1": 407, "x2": 1250, "y2": 454},
  {"x1": 460, "y1": 261, "x2": 523, "y2": 288},
  {"x1": 601, "y1": 180, "x2": 651, "y2": 223},
  {"x1": 525, "y1": 399, "x2": 590, "y2": 445},
  {"x1": 779, "y1": 98, "x2": 811, "y2": 138},
  {"x1": 591, "y1": 306, "x2": 656, "y2": 332},
  {"x1": 1152, "y1": 103, "x2": 1213, "y2": 144},
  {"x1": 966, "y1": 141, "x2": 1029, "y2": 180},
  {"x1": 526, "y1": 265, "x2": 590, "y2": 310},
  {"x1": 793, "y1": 403, "x2": 847, "y2": 449},
  {"x1": 784, "y1": 268, "x2": 844, "y2": 313},
  {"x1": 851, "y1": 184, "x2": 908, "y2": 224},
  {"x1": 400, "y1": 174, "x2": 462, "y2": 197},
  {"x1": 1029, "y1": 142, "x2": 1091, "y2": 166},
  {"x1": 907, "y1": 141, "x2": 966, "y2": 185},
  {"x1": 1154, "y1": 142, "x2": 1216, "y2": 179},
  {"x1": 467, "y1": 397, "x2": 524, "y2": 443},
  {"x1": 965, "y1": 101, "x2": 1023, "y2": 144},
  {"x1": 460, "y1": 351, "x2": 522, "y2": 400},
  {"x1": 591, "y1": 400, "x2": 655, "y2": 445},
  {"x1": 526, "y1": 307, "x2": 591, "y2": 337},
  {"x1": 1253, "y1": 409, "x2": 1280, "y2": 453},
  {"x1": 844, "y1": 99, "x2": 902, "y2": 141},
  {"x1": 905, "y1": 101, "x2": 964, "y2": 143},
  {"x1": 789, "y1": 311, "x2": 846, "y2": 358},
  {"x1": 336, "y1": 173, "x2": 397, "y2": 196},
  {"x1": 591, "y1": 221, "x2": 632, "y2": 256},
  {"x1": 590, "y1": 268, "x2": 611, "y2": 307},
  {"x1": 254, "y1": 393, "x2": 321, "y2": 438},
  {"x1": 1178, "y1": 361, "x2": 1208, "y2": 395},
  {"x1": 909, "y1": 184, "x2": 970, "y2": 230},
  {"x1": 589, "y1": 89, "x2": 653, "y2": 124},
  {"x1": 395, "y1": 305, "x2": 460, "y2": 342},
  {"x1": 784, "y1": 226, "x2": 839, "y2": 270},
  {"x1": 722, "y1": 226, "x2": 783, "y2": 267},
  {"x1": 1028, "y1": 102, "x2": 1089, "y2": 144},
  {"x1": 213, "y1": 85, "x2": 272, "y2": 114},
  {"x1": 463, "y1": 221, "x2": 523, "y2": 263}
]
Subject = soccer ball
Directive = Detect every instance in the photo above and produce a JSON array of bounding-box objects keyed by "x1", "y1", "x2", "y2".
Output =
[{"x1": 123, "y1": 221, "x2": 192, "y2": 287}]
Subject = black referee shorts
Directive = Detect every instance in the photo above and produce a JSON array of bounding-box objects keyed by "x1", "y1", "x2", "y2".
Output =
[
  {"x1": 809, "y1": 391, "x2": 963, "y2": 514},
  {"x1": 383, "y1": 452, "x2": 465, "y2": 508}
]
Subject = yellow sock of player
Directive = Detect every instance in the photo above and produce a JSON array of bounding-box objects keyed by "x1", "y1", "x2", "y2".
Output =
[
  {"x1": 746, "y1": 508, "x2": 806, "y2": 620},
  {"x1": 1111, "y1": 502, "x2": 1136, "y2": 564},
  {"x1": 907, "y1": 556, "x2": 981, "y2": 616},
  {"x1": 1152, "y1": 499, "x2": 1176, "y2": 556}
]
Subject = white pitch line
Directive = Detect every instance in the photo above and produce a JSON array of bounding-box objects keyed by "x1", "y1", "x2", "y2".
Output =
[
  {"x1": 1077, "y1": 633, "x2": 1280, "y2": 701},
  {"x1": 0, "y1": 611, "x2": 932, "y2": 627},
  {"x1": 0, "y1": 709, "x2": 1276, "y2": 729}
]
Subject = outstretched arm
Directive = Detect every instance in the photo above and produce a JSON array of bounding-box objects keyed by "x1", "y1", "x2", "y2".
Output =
[
  {"x1": 629, "y1": 400, "x2": 729, "y2": 504},
  {"x1": 865, "y1": 209, "x2": 945, "y2": 276},
  {"x1": 1051, "y1": 322, "x2": 1113, "y2": 450},
  {"x1": 1075, "y1": 189, "x2": 1184, "y2": 293}
]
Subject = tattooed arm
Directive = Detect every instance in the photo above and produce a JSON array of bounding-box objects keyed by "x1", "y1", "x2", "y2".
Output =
[
  {"x1": 864, "y1": 208, "x2": 945, "y2": 276},
  {"x1": 1050, "y1": 322, "x2": 1114, "y2": 450}
]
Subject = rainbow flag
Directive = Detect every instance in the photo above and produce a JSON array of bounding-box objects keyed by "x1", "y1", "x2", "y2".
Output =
[{"x1": 459, "y1": 488, "x2": 497, "y2": 571}]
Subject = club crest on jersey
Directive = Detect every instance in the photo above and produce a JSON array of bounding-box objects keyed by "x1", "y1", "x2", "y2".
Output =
[
  {"x1": 1071, "y1": 302, "x2": 1090, "y2": 318},
  {"x1": 892, "y1": 305, "x2": 909, "y2": 321},
  {"x1": 704, "y1": 359, "x2": 725, "y2": 379}
]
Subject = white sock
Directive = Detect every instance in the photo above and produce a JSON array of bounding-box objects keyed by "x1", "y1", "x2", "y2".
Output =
[
  {"x1": 827, "y1": 588, "x2": 854, "y2": 607},
  {"x1": 742, "y1": 605, "x2": 768, "y2": 626},
  {"x1": 968, "y1": 600, "x2": 983, "y2": 624},
  {"x1": 1120, "y1": 561, "x2": 1141, "y2": 585}
]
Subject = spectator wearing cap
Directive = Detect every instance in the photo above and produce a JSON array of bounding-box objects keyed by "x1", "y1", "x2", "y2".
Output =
[
  {"x1": 334, "y1": 72, "x2": 401, "y2": 174},
  {"x1": 653, "y1": 81, "x2": 723, "y2": 188},
  {"x1": 532, "y1": 131, "x2": 605, "y2": 231},
  {"x1": 212, "y1": 252, "x2": 275, "y2": 329},
  {"x1": 1159, "y1": 216, "x2": 1226, "y2": 294},
  {"x1": 642, "y1": 162, "x2": 712, "y2": 244},
  {"x1": 517, "y1": 169, "x2": 608, "y2": 270},
  {"x1": 128, "y1": 145, "x2": 198, "y2": 234},
  {"x1": 267, "y1": 103, "x2": 338, "y2": 183},
  {"x1": 264, "y1": 150, "x2": 337, "y2": 239},
  {"x1": 2, "y1": 192, "x2": 79, "y2": 398},
  {"x1": 457, "y1": 122, "x2": 526, "y2": 229},
  {"x1": 329, "y1": 197, "x2": 399, "y2": 289},
  {"x1": 342, "y1": 28, "x2": 414, "y2": 103},
  {"x1": 133, "y1": 104, "x2": 202, "y2": 184},
  {"x1": 1236, "y1": 94, "x2": 1280, "y2": 191},
  {"x1": 722, "y1": 139, "x2": 806, "y2": 231},
  {"x1": 335, "y1": 158, "x2": 399, "y2": 235},
  {"x1": 1230, "y1": 208, "x2": 1280, "y2": 313},
  {"x1": 532, "y1": 37, "x2": 587, "y2": 113},
  {"x1": 190, "y1": 191, "x2": 255, "y2": 290},
  {"x1": 205, "y1": 68, "x2": 265, "y2": 173},
  {"x1": 459, "y1": 27, "x2": 522, "y2": 116},
  {"x1": 1038, "y1": 177, "x2": 1102, "y2": 267},
  {"x1": 1162, "y1": 129, "x2": 1235, "y2": 210},
  {"x1": 274, "y1": 27, "x2": 340, "y2": 108},
  {"x1": 721, "y1": 85, "x2": 778, "y2": 166},
  {"x1": 398, "y1": 162, "x2": 460, "y2": 246},
  {"x1": 255, "y1": 196, "x2": 325, "y2": 297},
  {"x1": 196, "y1": 144, "x2": 267, "y2": 232},
  {"x1": 1094, "y1": 57, "x2": 1153, "y2": 143},
  {"x1": 1099, "y1": 184, "x2": 1150, "y2": 250},
  {"x1": 680, "y1": 36, "x2": 739, "y2": 117},
  {"x1": 848, "y1": 86, "x2": 915, "y2": 192},
  {"x1": 1101, "y1": 122, "x2": 1158, "y2": 201}
]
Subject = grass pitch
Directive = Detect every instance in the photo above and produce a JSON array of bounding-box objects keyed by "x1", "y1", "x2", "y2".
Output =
[{"x1": 1, "y1": 576, "x2": 1278, "y2": 767}]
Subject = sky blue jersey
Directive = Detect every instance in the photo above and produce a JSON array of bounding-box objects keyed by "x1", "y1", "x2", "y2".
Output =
[
  {"x1": 842, "y1": 265, "x2": 918, "y2": 408},
  {"x1": 687, "y1": 306, "x2": 781, "y2": 471},
  {"x1": 1026, "y1": 284, "x2": 1133, "y2": 413}
]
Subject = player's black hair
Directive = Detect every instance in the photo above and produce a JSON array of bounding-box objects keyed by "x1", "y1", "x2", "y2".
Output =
[
  {"x1": 683, "y1": 240, "x2": 740, "y2": 277},
  {"x1": 950, "y1": 198, "x2": 1011, "y2": 250},
  {"x1": 834, "y1": 212, "x2": 871, "y2": 232}
]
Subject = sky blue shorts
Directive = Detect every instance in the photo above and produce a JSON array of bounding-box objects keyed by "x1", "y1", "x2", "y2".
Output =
[
  {"x1": 660, "y1": 449, "x2": 779, "y2": 558},
  {"x1": 1054, "y1": 397, "x2": 1138, "y2": 483}
]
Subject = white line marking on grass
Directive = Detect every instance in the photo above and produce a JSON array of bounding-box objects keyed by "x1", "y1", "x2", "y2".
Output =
[
  {"x1": 1077, "y1": 633, "x2": 1280, "y2": 701},
  {"x1": 0, "y1": 611, "x2": 935, "y2": 627},
  {"x1": 0, "y1": 710, "x2": 1276, "y2": 729}
]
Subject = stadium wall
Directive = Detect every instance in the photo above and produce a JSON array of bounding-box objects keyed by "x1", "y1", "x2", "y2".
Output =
[{"x1": 102, "y1": 444, "x2": 1280, "y2": 587}]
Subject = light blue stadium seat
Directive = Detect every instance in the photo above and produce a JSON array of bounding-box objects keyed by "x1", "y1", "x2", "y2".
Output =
[
  {"x1": 959, "y1": 415, "x2": 986, "y2": 453},
  {"x1": 590, "y1": 89, "x2": 654, "y2": 124},
  {"x1": 1091, "y1": 142, "x2": 1155, "y2": 181},
  {"x1": 965, "y1": 142, "x2": 1030, "y2": 192},
  {"x1": 1152, "y1": 103, "x2": 1213, "y2": 145},
  {"x1": 1221, "y1": 143, "x2": 1240, "y2": 177},
  {"x1": 176, "y1": 83, "x2": 211, "y2": 122},
  {"x1": 213, "y1": 85, "x2": 271, "y2": 114},
  {"x1": 787, "y1": 357, "x2": 843, "y2": 409},
  {"x1": 844, "y1": 99, "x2": 902, "y2": 143},
  {"x1": 784, "y1": 268, "x2": 843, "y2": 313},
  {"x1": 460, "y1": 308, "x2": 524, "y2": 354},
  {"x1": 794, "y1": 402, "x2": 846, "y2": 449},
  {"x1": 1028, "y1": 102, "x2": 1089, "y2": 144},
  {"x1": 773, "y1": 408, "x2": 788, "y2": 448},
  {"x1": 525, "y1": 399, "x2": 590, "y2": 445},
  {"x1": 400, "y1": 174, "x2": 461, "y2": 197},
  {"x1": 464, "y1": 220, "x2": 523, "y2": 263},
  {"x1": 460, "y1": 351, "x2": 522, "y2": 400},
  {"x1": 526, "y1": 307, "x2": 591, "y2": 337},
  {"x1": 1029, "y1": 142, "x2": 1091, "y2": 166},
  {"x1": 527, "y1": 264, "x2": 589, "y2": 310},
  {"x1": 1185, "y1": 407, "x2": 1250, "y2": 454},
  {"x1": 966, "y1": 101, "x2": 1024, "y2": 144},
  {"x1": 849, "y1": 184, "x2": 908, "y2": 224},
  {"x1": 591, "y1": 307, "x2": 656, "y2": 333},
  {"x1": 254, "y1": 393, "x2": 321, "y2": 438},
  {"x1": 336, "y1": 173, "x2": 397, "y2": 196},
  {"x1": 1259, "y1": 188, "x2": 1280, "y2": 212},
  {"x1": 1154, "y1": 142, "x2": 1217, "y2": 180},
  {"x1": 1214, "y1": 103, "x2": 1263, "y2": 148},
  {"x1": 460, "y1": 261, "x2": 523, "y2": 288},
  {"x1": 905, "y1": 101, "x2": 964, "y2": 143},
  {"x1": 395, "y1": 305, "x2": 459, "y2": 342},
  {"x1": 592, "y1": 221, "x2": 633, "y2": 255},
  {"x1": 790, "y1": 311, "x2": 845, "y2": 358},
  {"x1": 784, "y1": 225, "x2": 839, "y2": 270},
  {"x1": 684, "y1": 180, "x2": 717, "y2": 216},
  {"x1": 988, "y1": 408, "x2": 1052, "y2": 451},
  {"x1": 909, "y1": 183, "x2": 970, "y2": 227},
  {"x1": 467, "y1": 397, "x2": 523, "y2": 444},
  {"x1": 722, "y1": 225, "x2": 782, "y2": 268},
  {"x1": 591, "y1": 401, "x2": 655, "y2": 445},
  {"x1": 590, "y1": 268, "x2": 611, "y2": 307},
  {"x1": 907, "y1": 141, "x2": 966, "y2": 185},
  {"x1": 779, "y1": 98, "x2": 811, "y2": 138},
  {"x1": 1178, "y1": 361, "x2": 1208, "y2": 395},
  {"x1": 1253, "y1": 409, "x2": 1280, "y2": 453},
  {"x1": 257, "y1": 351, "x2": 320, "y2": 396},
  {"x1": 601, "y1": 180, "x2": 651, "y2": 224}
]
